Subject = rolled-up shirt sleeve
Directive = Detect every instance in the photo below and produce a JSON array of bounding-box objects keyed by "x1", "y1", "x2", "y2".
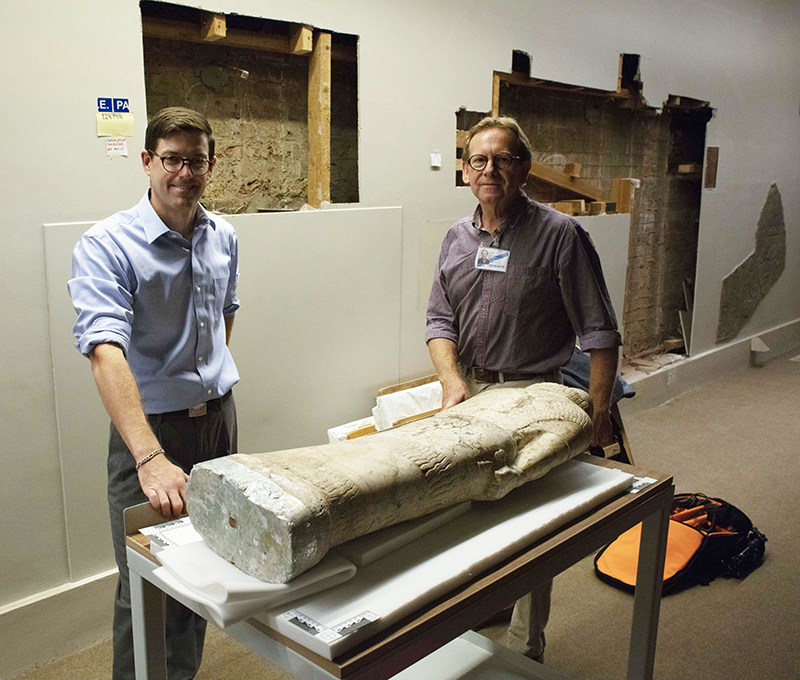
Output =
[
  {"x1": 425, "y1": 233, "x2": 459, "y2": 345},
  {"x1": 69, "y1": 232, "x2": 135, "y2": 357},
  {"x1": 222, "y1": 225, "x2": 240, "y2": 317},
  {"x1": 558, "y1": 222, "x2": 621, "y2": 352}
]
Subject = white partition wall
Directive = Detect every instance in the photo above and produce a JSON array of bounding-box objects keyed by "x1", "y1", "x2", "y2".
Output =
[{"x1": 43, "y1": 207, "x2": 402, "y2": 582}]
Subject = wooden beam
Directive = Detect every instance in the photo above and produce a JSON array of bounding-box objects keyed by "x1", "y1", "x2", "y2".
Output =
[
  {"x1": 611, "y1": 178, "x2": 637, "y2": 214},
  {"x1": 491, "y1": 72, "x2": 501, "y2": 117},
  {"x1": 308, "y1": 31, "x2": 332, "y2": 209},
  {"x1": 290, "y1": 24, "x2": 313, "y2": 55},
  {"x1": 528, "y1": 161, "x2": 604, "y2": 202},
  {"x1": 141, "y1": 16, "x2": 356, "y2": 61},
  {"x1": 200, "y1": 13, "x2": 226, "y2": 41}
]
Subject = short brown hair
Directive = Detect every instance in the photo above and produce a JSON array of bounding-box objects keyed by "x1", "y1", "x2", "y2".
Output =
[
  {"x1": 144, "y1": 107, "x2": 215, "y2": 158},
  {"x1": 463, "y1": 116, "x2": 533, "y2": 163}
]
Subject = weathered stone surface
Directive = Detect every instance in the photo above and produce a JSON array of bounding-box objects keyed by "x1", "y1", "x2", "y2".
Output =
[
  {"x1": 717, "y1": 184, "x2": 786, "y2": 343},
  {"x1": 186, "y1": 383, "x2": 593, "y2": 583}
]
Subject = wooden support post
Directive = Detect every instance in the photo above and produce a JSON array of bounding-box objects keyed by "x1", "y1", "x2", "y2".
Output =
[
  {"x1": 611, "y1": 178, "x2": 637, "y2": 214},
  {"x1": 491, "y1": 72, "x2": 501, "y2": 117},
  {"x1": 200, "y1": 13, "x2": 226, "y2": 41},
  {"x1": 291, "y1": 24, "x2": 313, "y2": 55},
  {"x1": 308, "y1": 31, "x2": 332, "y2": 209}
]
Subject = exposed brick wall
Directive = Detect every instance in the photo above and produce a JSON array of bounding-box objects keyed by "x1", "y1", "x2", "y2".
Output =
[
  {"x1": 143, "y1": 36, "x2": 358, "y2": 213},
  {"x1": 500, "y1": 86, "x2": 704, "y2": 356}
]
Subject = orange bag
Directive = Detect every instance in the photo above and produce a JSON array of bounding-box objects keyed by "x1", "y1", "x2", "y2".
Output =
[{"x1": 594, "y1": 494, "x2": 765, "y2": 594}]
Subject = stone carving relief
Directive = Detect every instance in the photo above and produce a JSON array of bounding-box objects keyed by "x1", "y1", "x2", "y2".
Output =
[
  {"x1": 186, "y1": 383, "x2": 593, "y2": 583},
  {"x1": 717, "y1": 184, "x2": 786, "y2": 343}
]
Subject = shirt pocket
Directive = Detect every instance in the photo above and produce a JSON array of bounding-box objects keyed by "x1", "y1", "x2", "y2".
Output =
[{"x1": 503, "y1": 265, "x2": 555, "y2": 318}]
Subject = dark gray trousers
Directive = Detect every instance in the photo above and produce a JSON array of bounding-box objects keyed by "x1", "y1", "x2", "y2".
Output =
[{"x1": 108, "y1": 392, "x2": 237, "y2": 680}]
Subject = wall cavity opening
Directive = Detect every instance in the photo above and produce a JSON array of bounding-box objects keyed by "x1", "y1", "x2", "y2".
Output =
[
  {"x1": 140, "y1": 0, "x2": 359, "y2": 213},
  {"x1": 456, "y1": 56, "x2": 712, "y2": 357}
]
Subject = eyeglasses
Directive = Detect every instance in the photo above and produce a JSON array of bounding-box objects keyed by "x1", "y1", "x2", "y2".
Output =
[
  {"x1": 466, "y1": 153, "x2": 521, "y2": 171},
  {"x1": 148, "y1": 151, "x2": 214, "y2": 176}
]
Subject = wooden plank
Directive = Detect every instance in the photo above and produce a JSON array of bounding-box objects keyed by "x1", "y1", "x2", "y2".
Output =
[
  {"x1": 291, "y1": 24, "x2": 313, "y2": 55},
  {"x1": 589, "y1": 201, "x2": 606, "y2": 215},
  {"x1": 704, "y1": 146, "x2": 719, "y2": 189},
  {"x1": 308, "y1": 32, "x2": 332, "y2": 208},
  {"x1": 393, "y1": 408, "x2": 441, "y2": 428},
  {"x1": 378, "y1": 374, "x2": 438, "y2": 397},
  {"x1": 529, "y1": 161, "x2": 604, "y2": 201},
  {"x1": 346, "y1": 423, "x2": 378, "y2": 439},
  {"x1": 491, "y1": 72, "x2": 501, "y2": 117},
  {"x1": 677, "y1": 163, "x2": 702, "y2": 174},
  {"x1": 200, "y1": 12, "x2": 226, "y2": 41},
  {"x1": 143, "y1": 16, "x2": 287, "y2": 53},
  {"x1": 611, "y1": 178, "x2": 637, "y2": 214},
  {"x1": 141, "y1": 16, "x2": 356, "y2": 62},
  {"x1": 554, "y1": 200, "x2": 586, "y2": 216}
]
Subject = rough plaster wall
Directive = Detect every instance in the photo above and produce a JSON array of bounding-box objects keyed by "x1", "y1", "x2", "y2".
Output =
[
  {"x1": 717, "y1": 184, "x2": 786, "y2": 343},
  {"x1": 504, "y1": 87, "x2": 694, "y2": 356},
  {"x1": 143, "y1": 37, "x2": 358, "y2": 212}
]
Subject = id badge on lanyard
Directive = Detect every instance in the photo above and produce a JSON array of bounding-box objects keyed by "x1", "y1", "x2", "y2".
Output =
[{"x1": 475, "y1": 246, "x2": 510, "y2": 272}]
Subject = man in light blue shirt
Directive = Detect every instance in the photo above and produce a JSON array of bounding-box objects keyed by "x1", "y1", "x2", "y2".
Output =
[{"x1": 69, "y1": 107, "x2": 239, "y2": 680}]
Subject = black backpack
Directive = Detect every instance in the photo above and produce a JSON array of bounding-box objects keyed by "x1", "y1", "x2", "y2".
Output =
[{"x1": 594, "y1": 493, "x2": 767, "y2": 594}]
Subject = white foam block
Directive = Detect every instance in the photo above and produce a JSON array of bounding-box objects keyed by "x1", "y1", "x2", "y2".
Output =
[{"x1": 255, "y1": 459, "x2": 634, "y2": 659}]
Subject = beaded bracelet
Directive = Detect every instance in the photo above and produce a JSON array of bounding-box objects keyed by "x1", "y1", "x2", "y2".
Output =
[{"x1": 135, "y1": 447, "x2": 165, "y2": 470}]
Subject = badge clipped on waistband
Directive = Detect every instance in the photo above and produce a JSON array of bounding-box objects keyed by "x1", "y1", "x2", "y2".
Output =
[{"x1": 475, "y1": 246, "x2": 510, "y2": 272}]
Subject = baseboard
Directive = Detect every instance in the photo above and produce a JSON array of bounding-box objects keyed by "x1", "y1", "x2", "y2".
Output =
[
  {"x1": 621, "y1": 319, "x2": 800, "y2": 416},
  {"x1": 0, "y1": 569, "x2": 117, "y2": 678}
]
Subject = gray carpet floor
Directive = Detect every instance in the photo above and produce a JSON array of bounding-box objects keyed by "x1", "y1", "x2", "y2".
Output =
[{"x1": 12, "y1": 352, "x2": 800, "y2": 679}]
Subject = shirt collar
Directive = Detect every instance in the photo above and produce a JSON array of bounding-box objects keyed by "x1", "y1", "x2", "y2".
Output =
[
  {"x1": 138, "y1": 190, "x2": 215, "y2": 244},
  {"x1": 471, "y1": 190, "x2": 529, "y2": 235}
]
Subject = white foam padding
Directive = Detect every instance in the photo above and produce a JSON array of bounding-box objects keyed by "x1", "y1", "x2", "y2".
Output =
[
  {"x1": 254, "y1": 459, "x2": 634, "y2": 659},
  {"x1": 372, "y1": 381, "x2": 443, "y2": 430}
]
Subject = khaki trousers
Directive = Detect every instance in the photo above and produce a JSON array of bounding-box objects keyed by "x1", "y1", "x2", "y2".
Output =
[{"x1": 462, "y1": 367, "x2": 562, "y2": 660}]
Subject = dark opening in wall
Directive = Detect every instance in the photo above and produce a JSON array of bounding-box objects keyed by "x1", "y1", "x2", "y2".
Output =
[
  {"x1": 140, "y1": 1, "x2": 359, "y2": 213},
  {"x1": 455, "y1": 62, "x2": 712, "y2": 357}
]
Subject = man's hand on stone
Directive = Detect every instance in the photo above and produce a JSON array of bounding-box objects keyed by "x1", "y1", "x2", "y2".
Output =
[
  {"x1": 591, "y1": 408, "x2": 614, "y2": 449},
  {"x1": 138, "y1": 454, "x2": 190, "y2": 519},
  {"x1": 441, "y1": 377, "x2": 471, "y2": 410}
]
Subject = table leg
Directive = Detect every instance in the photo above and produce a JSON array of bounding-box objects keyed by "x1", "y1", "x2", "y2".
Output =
[
  {"x1": 130, "y1": 568, "x2": 168, "y2": 680},
  {"x1": 626, "y1": 493, "x2": 671, "y2": 680}
]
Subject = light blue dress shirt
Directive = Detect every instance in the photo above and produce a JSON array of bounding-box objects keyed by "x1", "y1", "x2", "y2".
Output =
[{"x1": 69, "y1": 191, "x2": 240, "y2": 414}]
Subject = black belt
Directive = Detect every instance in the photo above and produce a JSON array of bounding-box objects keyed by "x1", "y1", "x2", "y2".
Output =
[
  {"x1": 156, "y1": 390, "x2": 232, "y2": 419},
  {"x1": 468, "y1": 367, "x2": 544, "y2": 384}
]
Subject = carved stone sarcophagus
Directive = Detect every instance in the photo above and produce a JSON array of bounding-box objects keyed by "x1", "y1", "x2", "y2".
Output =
[{"x1": 186, "y1": 383, "x2": 593, "y2": 583}]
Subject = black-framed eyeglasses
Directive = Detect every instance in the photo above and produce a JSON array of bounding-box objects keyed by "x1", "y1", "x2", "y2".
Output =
[
  {"x1": 466, "y1": 153, "x2": 521, "y2": 171},
  {"x1": 148, "y1": 151, "x2": 214, "y2": 176}
]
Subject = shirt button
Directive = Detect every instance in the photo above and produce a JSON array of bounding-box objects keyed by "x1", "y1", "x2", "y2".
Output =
[
  {"x1": 196, "y1": 286, "x2": 201, "y2": 292},
  {"x1": 208, "y1": 389, "x2": 212, "y2": 395},
  {"x1": 198, "y1": 356, "x2": 203, "y2": 362},
  {"x1": 200, "y1": 322, "x2": 205, "y2": 328}
]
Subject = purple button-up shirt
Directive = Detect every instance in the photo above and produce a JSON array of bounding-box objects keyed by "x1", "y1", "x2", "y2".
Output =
[{"x1": 426, "y1": 192, "x2": 620, "y2": 374}]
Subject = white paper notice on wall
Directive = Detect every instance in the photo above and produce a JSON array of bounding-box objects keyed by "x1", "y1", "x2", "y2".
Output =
[{"x1": 107, "y1": 137, "x2": 128, "y2": 157}]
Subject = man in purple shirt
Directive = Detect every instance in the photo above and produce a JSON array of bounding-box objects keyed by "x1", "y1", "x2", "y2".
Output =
[
  {"x1": 426, "y1": 116, "x2": 620, "y2": 662},
  {"x1": 69, "y1": 107, "x2": 239, "y2": 680}
]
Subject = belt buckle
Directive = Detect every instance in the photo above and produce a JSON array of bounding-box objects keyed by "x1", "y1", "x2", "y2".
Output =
[{"x1": 188, "y1": 402, "x2": 207, "y2": 417}]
